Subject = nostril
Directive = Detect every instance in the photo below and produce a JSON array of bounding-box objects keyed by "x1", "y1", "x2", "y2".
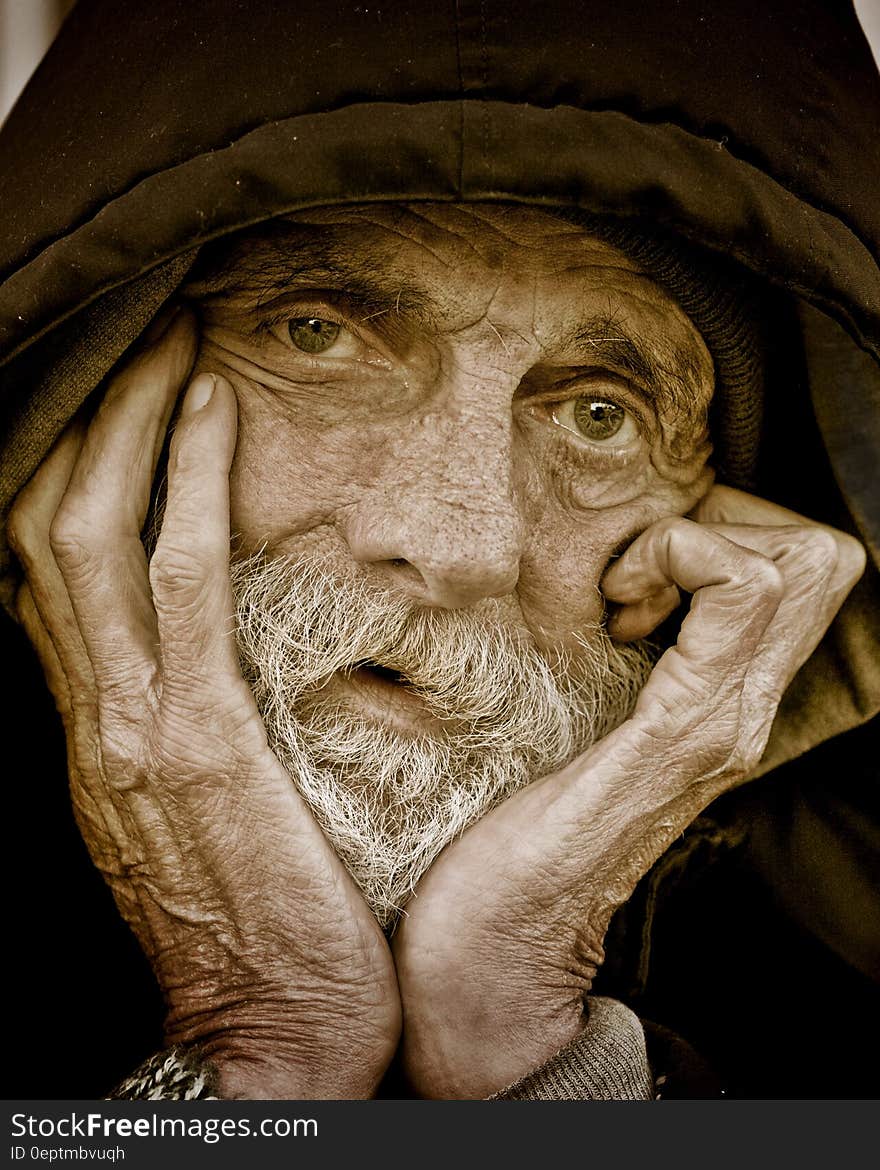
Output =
[
  {"x1": 388, "y1": 558, "x2": 422, "y2": 579},
  {"x1": 379, "y1": 557, "x2": 430, "y2": 598}
]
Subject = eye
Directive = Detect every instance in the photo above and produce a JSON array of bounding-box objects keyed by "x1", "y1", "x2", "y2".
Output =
[
  {"x1": 552, "y1": 396, "x2": 638, "y2": 446},
  {"x1": 287, "y1": 317, "x2": 342, "y2": 354},
  {"x1": 573, "y1": 398, "x2": 626, "y2": 440},
  {"x1": 267, "y1": 308, "x2": 388, "y2": 369}
]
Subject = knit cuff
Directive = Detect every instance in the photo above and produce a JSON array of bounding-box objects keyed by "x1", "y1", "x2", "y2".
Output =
[
  {"x1": 106, "y1": 1045, "x2": 218, "y2": 1100},
  {"x1": 488, "y1": 996, "x2": 655, "y2": 1101}
]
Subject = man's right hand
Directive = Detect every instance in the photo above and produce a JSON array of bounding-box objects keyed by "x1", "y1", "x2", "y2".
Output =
[{"x1": 6, "y1": 306, "x2": 401, "y2": 1099}]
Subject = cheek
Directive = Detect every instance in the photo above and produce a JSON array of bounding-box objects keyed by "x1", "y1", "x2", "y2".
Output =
[
  {"x1": 222, "y1": 374, "x2": 393, "y2": 552},
  {"x1": 511, "y1": 429, "x2": 656, "y2": 643},
  {"x1": 525, "y1": 418, "x2": 710, "y2": 513},
  {"x1": 516, "y1": 464, "x2": 713, "y2": 649}
]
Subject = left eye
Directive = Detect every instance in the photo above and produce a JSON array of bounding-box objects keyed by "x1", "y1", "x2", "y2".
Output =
[
  {"x1": 287, "y1": 317, "x2": 342, "y2": 354},
  {"x1": 552, "y1": 396, "x2": 638, "y2": 445}
]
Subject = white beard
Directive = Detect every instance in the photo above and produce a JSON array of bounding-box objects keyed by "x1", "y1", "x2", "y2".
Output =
[{"x1": 230, "y1": 554, "x2": 654, "y2": 931}]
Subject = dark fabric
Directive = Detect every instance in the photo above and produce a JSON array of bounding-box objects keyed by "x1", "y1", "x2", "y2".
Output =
[
  {"x1": 3, "y1": 1, "x2": 879, "y2": 289},
  {"x1": 642, "y1": 1020, "x2": 725, "y2": 1100}
]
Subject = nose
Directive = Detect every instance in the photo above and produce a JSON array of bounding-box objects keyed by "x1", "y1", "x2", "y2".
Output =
[{"x1": 343, "y1": 417, "x2": 524, "y2": 609}]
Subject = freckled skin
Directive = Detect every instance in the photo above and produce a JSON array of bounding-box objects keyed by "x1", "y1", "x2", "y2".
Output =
[{"x1": 191, "y1": 202, "x2": 715, "y2": 651}]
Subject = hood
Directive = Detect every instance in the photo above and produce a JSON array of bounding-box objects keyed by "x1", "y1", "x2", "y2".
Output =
[{"x1": 1, "y1": 0, "x2": 879, "y2": 777}]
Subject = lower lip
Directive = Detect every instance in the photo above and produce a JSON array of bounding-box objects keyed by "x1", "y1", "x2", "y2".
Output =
[{"x1": 326, "y1": 665, "x2": 446, "y2": 734}]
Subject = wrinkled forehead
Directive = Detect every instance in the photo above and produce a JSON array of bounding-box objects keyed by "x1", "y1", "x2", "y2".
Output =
[
  {"x1": 284, "y1": 201, "x2": 645, "y2": 268},
  {"x1": 196, "y1": 201, "x2": 653, "y2": 288}
]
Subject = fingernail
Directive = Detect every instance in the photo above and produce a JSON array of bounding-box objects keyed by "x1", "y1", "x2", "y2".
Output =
[
  {"x1": 183, "y1": 373, "x2": 215, "y2": 414},
  {"x1": 143, "y1": 302, "x2": 182, "y2": 344}
]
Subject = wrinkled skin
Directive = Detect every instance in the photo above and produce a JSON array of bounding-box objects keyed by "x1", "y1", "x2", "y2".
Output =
[{"x1": 6, "y1": 204, "x2": 866, "y2": 1098}]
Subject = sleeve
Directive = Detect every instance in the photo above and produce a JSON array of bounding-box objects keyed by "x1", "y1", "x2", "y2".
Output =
[
  {"x1": 487, "y1": 996, "x2": 656, "y2": 1101},
  {"x1": 107, "y1": 1046, "x2": 218, "y2": 1101}
]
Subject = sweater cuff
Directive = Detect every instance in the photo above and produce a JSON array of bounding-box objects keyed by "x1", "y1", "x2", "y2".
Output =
[
  {"x1": 106, "y1": 1045, "x2": 218, "y2": 1100},
  {"x1": 488, "y1": 996, "x2": 655, "y2": 1100}
]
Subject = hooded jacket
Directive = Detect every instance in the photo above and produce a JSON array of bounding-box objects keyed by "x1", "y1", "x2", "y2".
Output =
[{"x1": 1, "y1": 0, "x2": 878, "y2": 1099}]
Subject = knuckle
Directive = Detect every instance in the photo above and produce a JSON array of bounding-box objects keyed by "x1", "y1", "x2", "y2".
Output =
[
  {"x1": 98, "y1": 737, "x2": 142, "y2": 786},
  {"x1": 149, "y1": 543, "x2": 207, "y2": 599},
  {"x1": 830, "y1": 530, "x2": 866, "y2": 587},
  {"x1": 48, "y1": 507, "x2": 94, "y2": 571},
  {"x1": 152, "y1": 542, "x2": 207, "y2": 589},
  {"x1": 654, "y1": 515, "x2": 688, "y2": 544},
  {"x1": 744, "y1": 553, "x2": 785, "y2": 605},
  {"x1": 800, "y1": 527, "x2": 841, "y2": 576},
  {"x1": 98, "y1": 659, "x2": 159, "y2": 712},
  {"x1": 6, "y1": 504, "x2": 41, "y2": 563}
]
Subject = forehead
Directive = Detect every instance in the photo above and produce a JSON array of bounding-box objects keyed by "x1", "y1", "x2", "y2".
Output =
[{"x1": 286, "y1": 201, "x2": 639, "y2": 271}]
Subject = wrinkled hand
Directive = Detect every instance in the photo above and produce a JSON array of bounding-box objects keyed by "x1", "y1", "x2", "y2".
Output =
[
  {"x1": 393, "y1": 487, "x2": 866, "y2": 1098},
  {"x1": 7, "y1": 307, "x2": 400, "y2": 1099}
]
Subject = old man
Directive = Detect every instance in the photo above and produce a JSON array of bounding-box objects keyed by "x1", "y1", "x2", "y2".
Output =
[{"x1": 2, "y1": 0, "x2": 878, "y2": 1099}]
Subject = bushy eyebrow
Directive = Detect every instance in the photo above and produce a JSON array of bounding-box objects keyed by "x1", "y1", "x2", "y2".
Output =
[
  {"x1": 184, "y1": 222, "x2": 434, "y2": 322},
  {"x1": 564, "y1": 315, "x2": 706, "y2": 419},
  {"x1": 567, "y1": 317, "x2": 659, "y2": 384}
]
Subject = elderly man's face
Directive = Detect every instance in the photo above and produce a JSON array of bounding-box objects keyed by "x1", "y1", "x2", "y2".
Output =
[
  {"x1": 184, "y1": 202, "x2": 715, "y2": 924},
  {"x1": 195, "y1": 202, "x2": 713, "y2": 633}
]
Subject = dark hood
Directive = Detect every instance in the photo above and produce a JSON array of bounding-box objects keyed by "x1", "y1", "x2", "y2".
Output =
[{"x1": 1, "y1": 0, "x2": 879, "y2": 775}]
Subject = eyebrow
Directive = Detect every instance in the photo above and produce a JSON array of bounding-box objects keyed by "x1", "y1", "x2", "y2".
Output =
[
  {"x1": 569, "y1": 318, "x2": 659, "y2": 385},
  {"x1": 187, "y1": 223, "x2": 435, "y2": 323},
  {"x1": 564, "y1": 315, "x2": 704, "y2": 419}
]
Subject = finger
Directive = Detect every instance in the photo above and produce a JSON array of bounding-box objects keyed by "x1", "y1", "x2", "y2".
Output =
[
  {"x1": 607, "y1": 583, "x2": 681, "y2": 642},
  {"x1": 82, "y1": 304, "x2": 195, "y2": 531},
  {"x1": 694, "y1": 522, "x2": 864, "y2": 689},
  {"x1": 150, "y1": 373, "x2": 244, "y2": 688},
  {"x1": 16, "y1": 574, "x2": 139, "y2": 878},
  {"x1": 49, "y1": 309, "x2": 198, "y2": 683},
  {"x1": 7, "y1": 421, "x2": 95, "y2": 697},
  {"x1": 696, "y1": 519, "x2": 865, "y2": 611},
  {"x1": 59, "y1": 306, "x2": 194, "y2": 535},
  {"x1": 690, "y1": 485, "x2": 865, "y2": 600},
  {"x1": 601, "y1": 517, "x2": 784, "y2": 674},
  {"x1": 16, "y1": 581, "x2": 73, "y2": 719}
]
